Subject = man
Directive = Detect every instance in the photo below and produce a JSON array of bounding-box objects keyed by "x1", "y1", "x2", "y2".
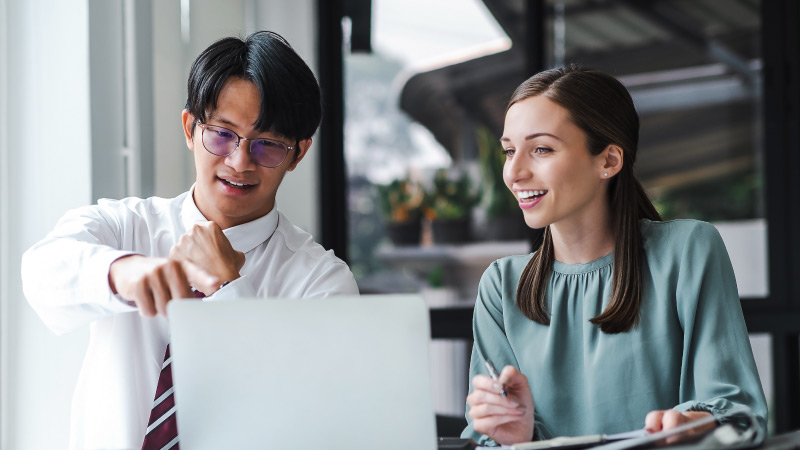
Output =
[{"x1": 21, "y1": 31, "x2": 358, "y2": 450}]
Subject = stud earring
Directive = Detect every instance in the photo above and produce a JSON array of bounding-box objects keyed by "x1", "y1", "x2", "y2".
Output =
[{"x1": 604, "y1": 172, "x2": 609, "y2": 177}]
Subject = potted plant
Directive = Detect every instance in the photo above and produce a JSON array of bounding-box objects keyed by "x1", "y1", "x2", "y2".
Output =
[
  {"x1": 477, "y1": 126, "x2": 528, "y2": 241},
  {"x1": 428, "y1": 168, "x2": 480, "y2": 244},
  {"x1": 377, "y1": 176, "x2": 427, "y2": 246}
]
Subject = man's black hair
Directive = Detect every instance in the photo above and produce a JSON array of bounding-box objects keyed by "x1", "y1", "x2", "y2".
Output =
[{"x1": 185, "y1": 30, "x2": 322, "y2": 143}]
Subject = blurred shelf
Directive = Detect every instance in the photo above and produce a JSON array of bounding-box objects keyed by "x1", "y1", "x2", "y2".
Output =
[
  {"x1": 376, "y1": 240, "x2": 530, "y2": 300},
  {"x1": 376, "y1": 240, "x2": 529, "y2": 268}
]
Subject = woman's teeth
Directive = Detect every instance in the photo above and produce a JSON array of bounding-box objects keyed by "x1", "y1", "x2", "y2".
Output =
[
  {"x1": 519, "y1": 190, "x2": 547, "y2": 200},
  {"x1": 224, "y1": 179, "x2": 247, "y2": 187}
]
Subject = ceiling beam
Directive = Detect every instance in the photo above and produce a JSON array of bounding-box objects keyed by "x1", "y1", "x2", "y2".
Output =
[{"x1": 617, "y1": 0, "x2": 757, "y2": 85}]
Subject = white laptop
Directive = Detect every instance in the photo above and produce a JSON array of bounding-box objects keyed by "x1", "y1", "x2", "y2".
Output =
[{"x1": 167, "y1": 295, "x2": 438, "y2": 449}]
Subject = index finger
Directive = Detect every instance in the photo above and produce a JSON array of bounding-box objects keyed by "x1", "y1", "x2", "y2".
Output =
[
  {"x1": 165, "y1": 262, "x2": 193, "y2": 301},
  {"x1": 472, "y1": 374, "x2": 509, "y2": 398}
]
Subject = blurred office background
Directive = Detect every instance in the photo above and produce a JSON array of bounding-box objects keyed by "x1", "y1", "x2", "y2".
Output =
[{"x1": 1, "y1": 0, "x2": 799, "y2": 448}]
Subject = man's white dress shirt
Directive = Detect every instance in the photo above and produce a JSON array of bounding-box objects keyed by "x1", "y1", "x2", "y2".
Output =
[{"x1": 21, "y1": 188, "x2": 359, "y2": 450}]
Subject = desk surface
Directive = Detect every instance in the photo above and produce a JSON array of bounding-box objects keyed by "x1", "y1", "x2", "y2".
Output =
[
  {"x1": 448, "y1": 431, "x2": 800, "y2": 450},
  {"x1": 759, "y1": 430, "x2": 800, "y2": 450}
]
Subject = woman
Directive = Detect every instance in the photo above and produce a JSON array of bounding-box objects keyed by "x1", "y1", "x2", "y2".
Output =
[{"x1": 462, "y1": 66, "x2": 767, "y2": 446}]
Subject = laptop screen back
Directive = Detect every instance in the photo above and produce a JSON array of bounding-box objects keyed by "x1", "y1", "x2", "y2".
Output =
[{"x1": 167, "y1": 295, "x2": 437, "y2": 449}]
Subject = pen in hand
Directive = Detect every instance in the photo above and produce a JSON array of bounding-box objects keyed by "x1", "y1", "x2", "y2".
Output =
[{"x1": 484, "y1": 359, "x2": 508, "y2": 397}]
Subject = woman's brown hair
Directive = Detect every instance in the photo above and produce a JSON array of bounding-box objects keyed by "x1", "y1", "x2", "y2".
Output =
[{"x1": 512, "y1": 66, "x2": 661, "y2": 334}]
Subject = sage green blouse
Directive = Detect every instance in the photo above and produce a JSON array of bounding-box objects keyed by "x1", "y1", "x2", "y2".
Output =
[{"x1": 462, "y1": 219, "x2": 767, "y2": 445}]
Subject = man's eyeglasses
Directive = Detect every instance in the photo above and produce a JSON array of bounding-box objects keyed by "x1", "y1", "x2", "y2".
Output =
[{"x1": 197, "y1": 123, "x2": 294, "y2": 168}]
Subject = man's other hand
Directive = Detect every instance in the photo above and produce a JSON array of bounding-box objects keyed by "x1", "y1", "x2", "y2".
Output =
[{"x1": 108, "y1": 255, "x2": 217, "y2": 317}]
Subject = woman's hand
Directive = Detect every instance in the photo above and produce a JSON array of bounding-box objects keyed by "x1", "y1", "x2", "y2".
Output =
[
  {"x1": 645, "y1": 410, "x2": 717, "y2": 444},
  {"x1": 467, "y1": 365, "x2": 534, "y2": 445}
]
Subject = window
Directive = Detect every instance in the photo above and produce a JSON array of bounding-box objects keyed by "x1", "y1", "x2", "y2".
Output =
[{"x1": 341, "y1": 0, "x2": 770, "y2": 421}]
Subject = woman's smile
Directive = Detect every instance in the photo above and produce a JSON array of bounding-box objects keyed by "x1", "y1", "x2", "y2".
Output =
[{"x1": 515, "y1": 189, "x2": 548, "y2": 209}]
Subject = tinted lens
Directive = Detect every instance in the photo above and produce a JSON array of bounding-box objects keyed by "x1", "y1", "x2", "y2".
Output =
[
  {"x1": 202, "y1": 125, "x2": 236, "y2": 156},
  {"x1": 250, "y1": 139, "x2": 289, "y2": 168}
]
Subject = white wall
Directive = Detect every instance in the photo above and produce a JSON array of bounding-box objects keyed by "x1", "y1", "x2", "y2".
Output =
[
  {"x1": 2, "y1": 2, "x2": 93, "y2": 449},
  {"x1": 152, "y1": 0, "x2": 194, "y2": 198},
  {"x1": 0, "y1": 0, "x2": 8, "y2": 444},
  {"x1": 714, "y1": 220, "x2": 768, "y2": 298}
]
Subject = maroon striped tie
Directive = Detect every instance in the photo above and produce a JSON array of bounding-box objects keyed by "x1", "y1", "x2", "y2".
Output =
[
  {"x1": 141, "y1": 290, "x2": 204, "y2": 450},
  {"x1": 141, "y1": 344, "x2": 179, "y2": 450}
]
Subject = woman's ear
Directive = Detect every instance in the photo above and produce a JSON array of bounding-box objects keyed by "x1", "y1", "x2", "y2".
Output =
[
  {"x1": 599, "y1": 144, "x2": 623, "y2": 178},
  {"x1": 182, "y1": 110, "x2": 196, "y2": 151}
]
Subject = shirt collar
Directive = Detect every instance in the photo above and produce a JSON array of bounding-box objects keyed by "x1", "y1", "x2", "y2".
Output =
[{"x1": 180, "y1": 184, "x2": 279, "y2": 254}]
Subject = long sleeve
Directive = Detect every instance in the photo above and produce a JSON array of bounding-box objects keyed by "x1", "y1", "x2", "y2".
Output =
[
  {"x1": 21, "y1": 202, "x2": 139, "y2": 335},
  {"x1": 462, "y1": 260, "x2": 549, "y2": 444},
  {"x1": 671, "y1": 222, "x2": 768, "y2": 432}
]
